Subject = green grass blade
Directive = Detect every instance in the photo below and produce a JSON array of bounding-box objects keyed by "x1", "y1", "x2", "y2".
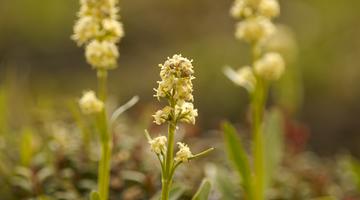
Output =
[
  {"x1": 192, "y1": 178, "x2": 211, "y2": 200},
  {"x1": 90, "y1": 191, "x2": 101, "y2": 200},
  {"x1": 0, "y1": 87, "x2": 7, "y2": 135},
  {"x1": 20, "y1": 128, "x2": 34, "y2": 167},
  {"x1": 263, "y1": 109, "x2": 284, "y2": 189},
  {"x1": 222, "y1": 122, "x2": 253, "y2": 200},
  {"x1": 351, "y1": 157, "x2": 360, "y2": 190},
  {"x1": 169, "y1": 185, "x2": 186, "y2": 200}
]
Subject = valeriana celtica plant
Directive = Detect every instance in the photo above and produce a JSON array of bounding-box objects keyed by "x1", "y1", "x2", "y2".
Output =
[
  {"x1": 72, "y1": 0, "x2": 125, "y2": 199},
  {"x1": 145, "y1": 54, "x2": 214, "y2": 200},
  {"x1": 223, "y1": 0, "x2": 285, "y2": 199}
]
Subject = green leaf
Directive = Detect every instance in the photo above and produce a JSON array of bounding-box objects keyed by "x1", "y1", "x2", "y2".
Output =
[
  {"x1": 205, "y1": 163, "x2": 240, "y2": 200},
  {"x1": 90, "y1": 191, "x2": 101, "y2": 200},
  {"x1": 0, "y1": 87, "x2": 7, "y2": 135},
  {"x1": 11, "y1": 176, "x2": 32, "y2": 192},
  {"x1": 14, "y1": 166, "x2": 32, "y2": 178},
  {"x1": 192, "y1": 179, "x2": 211, "y2": 200},
  {"x1": 351, "y1": 157, "x2": 360, "y2": 190},
  {"x1": 20, "y1": 128, "x2": 34, "y2": 166},
  {"x1": 263, "y1": 109, "x2": 284, "y2": 189},
  {"x1": 121, "y1": 170, "x2": 146, "y2": 183},
  {"x1": 169, "y1": 185, "x2": 186, "y2": 200},
  {"x1": 37, "y1": 167, "x2": 54, "y2": 183},
  {"x1": 214, "y1": 168, "x2": 240, "y2": 200},
  {"x1": 68, "y1": 100, "x2": 91, "y2": 153},
  {"x1": 222, "y1": 122, "x2": 253, "y2": 200}
]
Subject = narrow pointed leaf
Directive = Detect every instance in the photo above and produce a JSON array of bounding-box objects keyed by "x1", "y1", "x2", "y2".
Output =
[
  {"x1": 263, "y1": 108, "x2": 284, "y2": 189},
  {"x1": 169, "y1": 185, "x2": 186, "y2": 200},
  {"x1": 192, "y1": 179, "x2": 211, "y2": 200},
  {"x1": 222, "y1": 122, "x2": 253, "y2": 200},
  {"x1": 350, "y1": 157, "x2": 360, "y2": 190},
  {"x1": 90, "y1": 191, "x2": 101, "y2": 200}
]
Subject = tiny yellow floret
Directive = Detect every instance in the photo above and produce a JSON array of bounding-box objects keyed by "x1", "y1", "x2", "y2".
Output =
[
  {"x1": 79, "y1": 90, "x2": 104, "y2": 114},
  {"x1": 175, "y1": 142, "x2": 193, "y2": 163},
  {"x1": 85, "y1": 40, "x2": 119, "y2": 69},
  {"x1": 259, "y1": 0, "x2": 280, "y2": 18},
  {"x1": 235, "y1": 16, "x2": 275, "y2": 43},
  {"x1": 149, "y1": 136, "x2": 167, "y2": 154},
  {"x1": 254, "y1": 52, "x2": 285, "y2": 80}
]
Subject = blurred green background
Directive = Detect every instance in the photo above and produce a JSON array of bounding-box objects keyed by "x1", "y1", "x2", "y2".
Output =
[{"x1": 0, "y1": 0, "x2": 359, "y2": 156}]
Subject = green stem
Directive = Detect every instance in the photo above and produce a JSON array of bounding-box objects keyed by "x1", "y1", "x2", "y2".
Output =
[
  {"x1": 166, "y1": 148, "x2": 215, "y2": 188},
  {"x1": 161, "y1": 120, "x2": 176, "y2": 200},
  {"x1": 251, "y1": 42, "x2": 261, "y2": 61},
  {"x1": 189, "y1": 147, "x2": 215, "y2": 161},
  {"x1": 251, "y1": 77, "x2": 268, "y2": 200},
  {"x1": 98, "y1": 140, "x2": 111, "y2": 200},
  {"x1": 96, "y1": 69, "x2": 112, "y2": 200},
  {"x1": 250, "y1": 43, "x2": 268, "y2": 200},
  {"x1": 98, "y1": 70, "x2": 108, "y2": 101}
]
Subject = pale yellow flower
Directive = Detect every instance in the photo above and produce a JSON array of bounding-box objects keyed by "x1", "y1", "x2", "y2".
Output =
[
  {"x1": 175, "y1": 142, "x2": 193, "y2": 163},
  {"x1": 153, "y1": 54, "x2": 198, "y2": 125},
  {"x1": 235, "y1": 16, "x2": 275, "y2": 43},
  {"x1": 254, "y1": 52, "x2": 285, "y2": 80},
  {"x1": 259, "y1": 0, "x2": 280, "y2": 18},
  {"x1": 85, "y1": 40, "x2": 119, "y2": 69},
  {"x1": 79, "y1": 91, "x2": 104, "y2": 114},
  {"x1": 102, "y1": 19, "x2": 125, "y2": 42},
  {"x1": 149, "y1": 136, "x2": 167, "y2": 154},
  {"x1": 175, "y1": 102, "x2": 198, "y2": 124},
  {"x1": 73, "y1": 0, "x2": 123, "y2": 70},
  {"x1": 72, "y1": 16, "x2": 100, "y2": 46},
  {"x1": 173, "y1": 78, "x2": 194, "y2": 102},
  {"x1": 230, "y1": 0, "x2": 258, "y2": 19},
  {"x1": 155, "y1": 54, "x2": 195, "y2": 102},
  {"x1": 153, "y1": 106, "x2": 172, "y2": 125}
]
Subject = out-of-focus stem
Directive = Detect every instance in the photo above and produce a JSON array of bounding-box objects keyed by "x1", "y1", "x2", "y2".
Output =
[
  {"x1": 251, "y1": 44, "x2": 268, "y2": 200},
  {"x1": 97, "y1": 70, "x2": 108, "y2": 101},
  {"x1": 96, "y1": 69, "x2": 112, "y2": 200},
  {"x1": 252, "y1": 78, "x2": 266, "y2": 200}
]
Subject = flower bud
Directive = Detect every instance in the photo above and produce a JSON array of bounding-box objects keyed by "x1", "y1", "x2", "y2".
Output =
[
  {"x1": 175, "y1": 102, "x2": 198, "y2": 124},
  {"x1": 149, "y1": 136, "x2": 167, "y2": 154},
  {"x1": 72, "y1": 16, "x2": 100, "y2": 46},
  {"x1": 175, "y1": 142, "x2": 193, "y2": 163},
  {"x1": 102, "y1": 19, "x2": 125, "y2": 42},
  {"x1": 259, "y1": 0, "x2": 280, "y2": 18},
  {"x1": 254, "y1": 52, "x2": 285, "y2": 80},
  {"x1": 85, "y1": 40, "x2": 119, "y2": 69},
  {"x1": 153, "y1": 106, "x2": 172, "y2": 125},
  {"x1": 235, "y1": 16, "x2": 275, "y2": 43},
  {"x1": 79, "y1": 91, "x2": 104, "y2": 114}
]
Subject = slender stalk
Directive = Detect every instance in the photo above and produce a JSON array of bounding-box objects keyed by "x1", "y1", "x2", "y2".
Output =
[
  {"x1": 189, "y1": 147, "x2": 215, "y2": 161},
  {"x1": 165, "y1": 147, "x2": 215, "y2": 188},
  {"x1": 161, "y1": 119, "x2": 176, "y2": 200},
  {"x1": 99, "y1": 138, "x2": 111, "y2": 200},
  {"x1": 97, "y1": 70, "x2": 108, "y2": 101},
  {"x1": 96, "y1": 69, "x2": 112, "y2": 200},
  {"x1": 251, "y1": 44, "x2": 268, "y2": 200},
  {"x1": 252, "y1": 78, "x2": 265, "y2": 200}
]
